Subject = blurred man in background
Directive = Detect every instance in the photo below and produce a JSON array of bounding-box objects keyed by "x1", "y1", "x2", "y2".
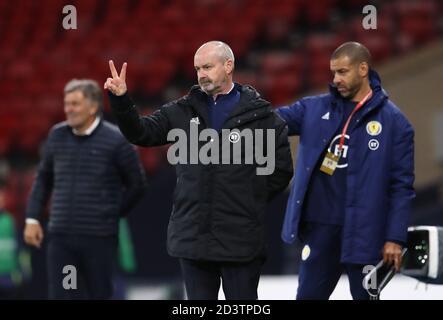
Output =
[
  {"x1": 24, "y1": 79, "x2": 146, "y2": 299},
  {"x1": 277, "y1": 42, "x2": 415, "y2": 300},
  {"x1": 105, "y1": 41, "x2": 293, "y2": 299}
]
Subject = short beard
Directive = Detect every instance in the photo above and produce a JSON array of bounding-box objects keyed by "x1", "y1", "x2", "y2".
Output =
[
  {"x1": 342, "y1": 82, "x2": 361, "y2": 100},
  {"x1": 200, "y1": 82, "x2": 221, "y2": 96}
]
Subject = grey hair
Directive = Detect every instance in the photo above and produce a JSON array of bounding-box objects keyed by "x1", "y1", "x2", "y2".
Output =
[
  {"x1": 64, "y1": 79, "x2": 103, "y2": 110},
  {"x1": 198, "y1": 40, "x2": 235, "y2": 64}
]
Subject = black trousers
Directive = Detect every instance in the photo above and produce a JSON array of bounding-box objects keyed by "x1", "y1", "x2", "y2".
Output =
[
  {"x1": 179, "y1": 257, "x2": 264, "y2": 300},
  {"x1": 47, "y1": 233, "x2": 117, "y2": 300}
]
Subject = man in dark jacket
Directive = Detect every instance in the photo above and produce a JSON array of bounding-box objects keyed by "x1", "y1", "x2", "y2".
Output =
[
  {"x1": 277, "y1": 42, "x2": 415, "y2": 299},
  {"x1": 24, "y1": 79, "x2": 146, "y2": 299},
  {"x1": 104, "y1": 41, "x2": 293, "y2": 299}
]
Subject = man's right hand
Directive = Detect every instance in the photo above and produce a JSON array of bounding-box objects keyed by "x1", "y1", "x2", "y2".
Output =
[
  {"x1": 24, "y1": 223, "x2": 44, "y2": 248},
  {"x1": 104, "y1": 60, "x2": 128, "y2": 96}
]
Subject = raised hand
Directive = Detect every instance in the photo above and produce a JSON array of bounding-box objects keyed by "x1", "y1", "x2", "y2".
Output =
[{"x1": 104, "y1": 60, "x2": 128, "y2": 96}]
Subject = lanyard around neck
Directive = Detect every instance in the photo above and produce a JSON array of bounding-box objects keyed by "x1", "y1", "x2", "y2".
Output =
[{"x1": 337, "y1": 90, "x2": 372, "y2": 155}]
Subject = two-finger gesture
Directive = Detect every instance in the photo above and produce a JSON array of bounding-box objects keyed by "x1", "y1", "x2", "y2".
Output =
[{"x1": 104, "y1": 60, "x2": 127, "y2": 96}]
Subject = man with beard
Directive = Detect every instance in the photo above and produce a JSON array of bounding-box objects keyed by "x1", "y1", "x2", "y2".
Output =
[
  {"x1": 105, "y1": 41, "x2": 293, "y2": 299},
  {"x1": 277, "y1": 42, "x2": 415, "y2": 299}
]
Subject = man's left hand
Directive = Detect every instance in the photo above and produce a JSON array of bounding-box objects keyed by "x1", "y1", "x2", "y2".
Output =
[{"x1": 383, "y1": 241, "x2": 403, "y2": 272}]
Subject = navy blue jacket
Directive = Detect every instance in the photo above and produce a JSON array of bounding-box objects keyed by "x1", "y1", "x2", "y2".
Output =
[
  {"x1": 277, "y1": 70, "x2": 415, "y2": 264},
  {"x1": 26, "y1": 120, "x2": 146, "y2": 236}
]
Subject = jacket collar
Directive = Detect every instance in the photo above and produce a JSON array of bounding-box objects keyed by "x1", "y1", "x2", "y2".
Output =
[
  {"x1": 185, "y1": 83, "x2": 272, "y2": 129},
  {"x1": 224, "y1": 84, "x2": 271, "y2": 129},
  {"x1": 72, "y1": 116, "x2": 101, "y2": 136},
  {"x1": 328, "y1": 69, "x2": 388, "y2": 117}
]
